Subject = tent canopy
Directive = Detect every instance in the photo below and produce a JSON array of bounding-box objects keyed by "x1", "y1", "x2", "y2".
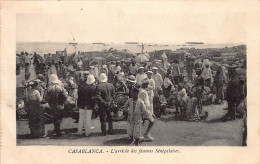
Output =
[
  {"x1": 135, "y1": 54, "x2": 149, "y2": 63},
  {"x1": 161, "y1": 52, "x2": 167, "y2": 59}
]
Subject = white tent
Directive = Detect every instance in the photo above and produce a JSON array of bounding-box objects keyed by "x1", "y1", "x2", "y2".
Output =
[{"x1": 161, "y1": 52, "x2": 167, "y2": 59}]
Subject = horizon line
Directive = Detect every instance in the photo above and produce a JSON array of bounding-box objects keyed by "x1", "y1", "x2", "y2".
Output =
[{"x1": 16, "y1": 41, "x2": 246, "y2": 45}]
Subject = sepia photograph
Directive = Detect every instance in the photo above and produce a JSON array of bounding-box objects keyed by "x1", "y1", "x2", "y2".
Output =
[{"x1": 16, "y1": 13, "x2": 247, "y2": 146}]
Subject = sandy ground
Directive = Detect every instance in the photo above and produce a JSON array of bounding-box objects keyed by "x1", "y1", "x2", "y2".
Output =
[
  {"x1": 17, "y1": 101, "x2": 244, "y2": 146},
  {"x1": 16, "y1": 66, "x2": 244, "y2": 146}
]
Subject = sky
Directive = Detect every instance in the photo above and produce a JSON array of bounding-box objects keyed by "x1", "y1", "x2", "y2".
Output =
[{"x1": 16, "y1": 11, "x2": 246, "y2": 44}]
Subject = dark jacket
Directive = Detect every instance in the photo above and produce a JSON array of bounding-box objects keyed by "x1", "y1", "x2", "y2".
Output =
[
  {"x1": 226, "y1": 78, "x2": 241, "y2": 103},
  {"x1": 96, "y1": 82, "x2": 115, "y2": 109},
  {"x1": 45, "y1": 84, "x2": 68, "y2": 109},
  {"x1": 78, "y1": 83, "x2": 97, "y2": 109}
]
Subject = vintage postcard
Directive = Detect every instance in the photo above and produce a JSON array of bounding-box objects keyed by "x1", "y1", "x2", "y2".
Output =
[{"x1": 1, "y1": 1, "x2": 260, "y2": 164}]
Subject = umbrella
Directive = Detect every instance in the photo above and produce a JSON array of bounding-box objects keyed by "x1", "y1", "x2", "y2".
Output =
[
  {"x1": 143, "y1": 53, "x2": 150, "y2": 59},
  {"x1": 135, "y1": 54, "x2": 149, "y2": 63},
  {"x1": 161, "y1": 52, "x2": 167, "y2": 59},
  {"x1": 222, "y1": 64, "x2": 230, "y2": 69}
]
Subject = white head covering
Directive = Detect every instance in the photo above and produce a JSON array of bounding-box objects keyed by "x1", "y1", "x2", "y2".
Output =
[
  {"x1": 99, "y1": 73, "x2": 108, "y2": 83},
  {"x1": 86, "y1": 74, "x2": 95, "y2": 85},
  {"x1": 163, "y1": 77, "x2": 172, "y2": 88},
  {"x1": 146, "y1": 71, "x2": 153, "y2": 74},
  {"x1": 127, "y1": 75, "x2": 136, "y2": 83},
  {"x1": 115, "y1": 66, "x2": 121, "y2": 72},
  {"x1": 49, "y1": 74, "x2": 60, "y2": 84}
]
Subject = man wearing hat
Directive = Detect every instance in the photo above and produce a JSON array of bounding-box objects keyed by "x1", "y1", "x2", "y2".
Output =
[
  {"x1": 77, "y1": 74, "x2": 97, "y2": 136},
  {"x1": 136, "y1": 67, "x2": 147, "y2": 87},
  {"x1": 96, "y1": 73, "x2": 116, "y2": 135},
  {"x1": 138, "y1": 78, "x2": 155, "y2": 141},
  {"x1": 126, "y1": 75, "x2": 137, "y2": 98},
  {"x1": 45, "y1": 74, "x2": 68, "y2": 136},
  {"x1": 151, "y1": 67, "x2": 163, "y2": 92}
]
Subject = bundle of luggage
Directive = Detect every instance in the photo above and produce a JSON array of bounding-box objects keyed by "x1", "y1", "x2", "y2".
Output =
[{"x1": 202, "y1": 86, "x2": 214, "y2": 105}]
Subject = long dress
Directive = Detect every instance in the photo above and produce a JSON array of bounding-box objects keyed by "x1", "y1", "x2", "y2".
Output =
[
  {"x1": 214, "y1": 66, "x2": 226, "y2": 102},
  {"x1": 138, "y1": 88, "x2": 154, "y2": 121},
  {"x1": 147, "y1": 78, "x2": 155, "y2": 113},
  {"x1": 124, "y1": 98, "x2": 149, "y2": 139},
  {"x1": 27, "y1": 89, "x2": 45, "y2": 137}
]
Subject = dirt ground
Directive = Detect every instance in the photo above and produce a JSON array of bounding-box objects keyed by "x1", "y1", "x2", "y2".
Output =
[
  {"x1": 16, "y1": 66, "x2": 245, "y2": 146},
  {"x1": 17, "y1": 101, "x2": 244, "y2": 146}
]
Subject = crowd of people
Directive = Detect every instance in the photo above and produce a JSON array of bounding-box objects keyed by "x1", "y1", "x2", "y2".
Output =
[{"x1": 17, "y1": 50, "x2": 247, "y2": 146}]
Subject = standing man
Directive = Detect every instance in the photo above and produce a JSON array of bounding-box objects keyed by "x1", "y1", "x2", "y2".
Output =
[
  {"x1": 129, "y1": 62, "x2": 138, "y2": 76},
  {"x1": 77, "y1": 74, "x2": 96, "y2": 137},
  {"x1": 25, "y1": 52, "x2": 31, "y2": 74},
  {"x1": 96, "y1": 73, "x2": 116, "y2": 136},
  {"x1": 45, "y1": 74, "x2": 68, "y2": 136},
  {"x1": 151, "y1": 67, "x2": 163, "y2": 92},
  {"x1": 16, "y1": 54, "x2": 21, "y2": 75},
  {"x1": 121, "y1": 61, "x2": 127, "y2": 74},
  {"x1": 115, "y1": 61, "x2": 121, "y2": 74},
  {"x1": 224, "y1": 68, "x2": 241, "y2": 121},
  {"x1": 171, "y1": 59, "x2": 181, "y2": 85},
  {"x1": 186, "y1": 58, "x2": 194, "y2": 82},
  {"x1": 64, "y1": 48, "x2": 67, "y2": 56}
]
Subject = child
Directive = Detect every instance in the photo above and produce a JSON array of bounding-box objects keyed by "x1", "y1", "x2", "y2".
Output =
[
  {"x1": 175, "y1": 81, "x2": 188, "y2": 118},
  {"x1": 192, "y1": 68, "x2": 204, "y2": 114},
  {"x1": 153, "y1": 88, "x2": 167, "y2": 118},
  {"x1": 124, "y1": 87, "x2": 150, "y2": 146}
]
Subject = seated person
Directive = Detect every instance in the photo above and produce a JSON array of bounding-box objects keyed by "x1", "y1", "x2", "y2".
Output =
[
  {"x1": 114, "y1": 74, "x2": 127, "y2": 93},
  {"x1": 153, "y1": 88, "x2": 167, "y2": 118},
  {"x1": 162, "y1": 76, "x2": 175, "y2": 100}
]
